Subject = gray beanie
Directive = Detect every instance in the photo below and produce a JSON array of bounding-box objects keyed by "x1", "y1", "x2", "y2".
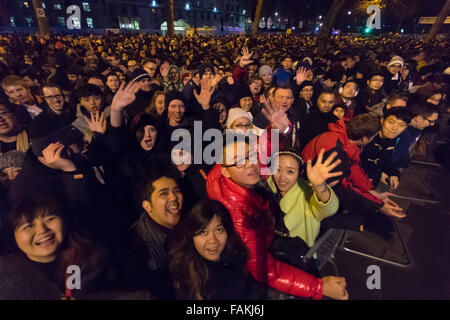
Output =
[
  {"x1": 259, "y1": 65, "x2": 273, "y2": 77},
  {"x1": 0, "y1": 151, "x2": 25, "y2": 171}
]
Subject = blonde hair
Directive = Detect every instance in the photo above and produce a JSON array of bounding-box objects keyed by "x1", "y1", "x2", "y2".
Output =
[{"x1": 2, "y1": 75, "x2": 28, "y2": 90}]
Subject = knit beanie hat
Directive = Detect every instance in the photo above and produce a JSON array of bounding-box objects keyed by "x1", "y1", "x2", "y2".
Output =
[
  {"x1": 165, "y1": 90, "x2": 186, "y2": 109},
  {"x1": 258, "y1": 65, "x2": 273, "y2": 77},
  {"x1": 388, "y1": 56, "x2": 404, "y2": 68},
  {"x1": 130, "y1": 68, "x2": 151, "y2": 82},
  {"x1": 198, "y1": 63, "x2": 215, "y2": 78},
  {"x1": 237, "y1": 85, "x2": 253, "y2": 100},
  {"x1": 226, "y1": 107, "x2": 253, "y2": 129},
  {"x1": 0, "y1": 151, "x2": 25, "y2": 171},
  {"x1": 133, "y1": 113, "x2": 161, "y2": 133},
  {"x1": 298, "y1": 80, "x2": 315, "y2": 92}
]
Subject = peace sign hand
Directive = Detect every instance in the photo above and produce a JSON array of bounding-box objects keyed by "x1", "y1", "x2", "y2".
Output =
[{"x1": 306, "y1": 149, "x2": 343, "y2": 187}]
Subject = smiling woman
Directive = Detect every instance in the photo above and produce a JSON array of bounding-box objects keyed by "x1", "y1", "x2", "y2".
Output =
[
  {"x1": 0, "y1": 196, "x2": 111, "y2": 299},
  {"x1": 168, "y1": 199, "x2": 262, "y2": 300}
]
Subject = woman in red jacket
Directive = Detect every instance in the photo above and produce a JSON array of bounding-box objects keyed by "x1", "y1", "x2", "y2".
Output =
[{"x1": 206, "y1": 136, "x2": 348, "y2": 300}]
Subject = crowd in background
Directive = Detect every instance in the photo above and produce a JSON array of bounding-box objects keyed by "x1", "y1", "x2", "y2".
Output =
[{"x1": 0, "y1": 32, "x2": 448, "y2": 300}]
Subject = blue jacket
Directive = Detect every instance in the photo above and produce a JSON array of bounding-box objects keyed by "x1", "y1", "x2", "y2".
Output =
[{"x1": 391, "y1": 126, "x2": 422, "y2": 169}]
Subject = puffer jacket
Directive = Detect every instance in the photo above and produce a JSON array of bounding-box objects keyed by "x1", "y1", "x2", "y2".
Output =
[
  {"x1": 302, "y1": 119, "x2": 383, "y2": 209},
  {"x1": 206, "y1": 164, "x2": 323, "y2": 299}
]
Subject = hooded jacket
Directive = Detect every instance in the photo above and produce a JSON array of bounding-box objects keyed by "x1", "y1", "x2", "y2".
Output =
[
  {"x1": 206, "y1": 164, "x2": 323, "y2": 299},
  {"x1": 302, "y1": 119, "x2": 383, "y2": 208}
]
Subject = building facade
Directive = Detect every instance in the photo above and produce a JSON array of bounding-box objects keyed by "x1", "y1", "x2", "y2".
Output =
[{"x1": 0, "y1": 0, "x2": 246, "y2": 32}]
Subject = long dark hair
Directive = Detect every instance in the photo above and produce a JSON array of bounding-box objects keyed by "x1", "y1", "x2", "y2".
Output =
[
  {"x1": 168, "y1": 199, "x2": 248, "y2": 300},
  {"x1": 6, "y1": 196, "x2": 95, "y2": 287}
]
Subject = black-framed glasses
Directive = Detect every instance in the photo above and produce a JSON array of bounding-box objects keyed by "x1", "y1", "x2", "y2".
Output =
[
  {"x1": 222, "y1": 152, "x2": 258, "y2": 169},
  {"x1": 425, "y1": 117, "x2": 436, "y2": 125},
  {"x1": 44, "y1": 94, "x2": 63, "y2": 101}
]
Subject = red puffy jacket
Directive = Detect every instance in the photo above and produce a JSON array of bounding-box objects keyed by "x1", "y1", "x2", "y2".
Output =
[
  {"x1": 302, "y1": 119, "x2": 383, "y2": 207},
  {"x1": 206, "y1": 164, "x2": 323, "y2": 299}
]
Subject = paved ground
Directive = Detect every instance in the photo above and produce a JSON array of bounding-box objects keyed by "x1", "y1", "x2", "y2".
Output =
[{"x1": 322, "y1": 127, "x2": 450, "y2": 300}]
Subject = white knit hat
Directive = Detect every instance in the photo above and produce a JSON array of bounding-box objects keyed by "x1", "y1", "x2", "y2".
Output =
[
  {"x1": 226, "y1": 108, "x2": 253, "y2": 129},
  {"x1": 258, "y1": 65, "x2": 273, "y2": 77},
  {"x1": 388, "y1": 56, "x2": 404, "y2": 68}
]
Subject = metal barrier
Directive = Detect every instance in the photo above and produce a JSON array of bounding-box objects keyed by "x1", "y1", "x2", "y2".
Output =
[{"x1": 302, "y1": 228, "x2": 346, "y2": 276}]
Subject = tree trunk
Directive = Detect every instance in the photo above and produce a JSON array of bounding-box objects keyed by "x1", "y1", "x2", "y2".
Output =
[
  {"x1": 316, "y1": 0, "x2": 348, "y2": 54},
  {"x1": 425, "y1": 0, "x2": 450, "y2": 43},
  {"x1": 252, "y1": 0, "x2": 264, "y2": 36},
  {"x1": 165, "y1": 0, "x2": 175, "y2": 37},
  {"x1": 31, "y1": 0, "x2": 50, "y2": 33}
]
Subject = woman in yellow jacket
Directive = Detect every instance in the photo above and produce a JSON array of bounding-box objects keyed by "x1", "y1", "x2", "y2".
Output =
[{"x1": 267, "y1": 149, "x2": 341, "y2": 248}]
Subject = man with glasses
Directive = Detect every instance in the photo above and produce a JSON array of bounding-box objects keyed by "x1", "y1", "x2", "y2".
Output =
[
  {"x1": 41, "y1": 83, "x2": 74, "y2": 122},
  {"x1": 392, "y1": 103, "x2": 439, "y2": 169},
  {"x1": 206, "y1": 134, "x2": 349, "y2": 300}
]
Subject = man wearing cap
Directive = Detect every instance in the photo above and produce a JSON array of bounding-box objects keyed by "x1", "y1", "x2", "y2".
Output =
[
  {"x1": 383, "y1": 55, "x2": 404, "y2": 94},
  {"x1": 126, "y1": 68, "x2": 159, "y2": 119}
]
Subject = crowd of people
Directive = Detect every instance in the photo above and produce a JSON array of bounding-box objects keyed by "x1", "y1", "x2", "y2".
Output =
[{"x1": 0, "y1": 32, "x2": 448, "y2": 300}]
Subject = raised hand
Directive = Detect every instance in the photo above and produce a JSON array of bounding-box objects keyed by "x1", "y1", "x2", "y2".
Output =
[
  {"x1": 296, "y1": 67, "x2": 308, "y2": 85},
  {"x1": 160, "y1": 61, "x2": 170, "y2": 80},
  {"x1": 261, "y1": 99, "x2": 289, "y2": 133},
  {"x1": 110, "y1": 81, "x2": 140, "y2": 111},
  {"x1": 239, "y1": 46, "x2": 254, "y2": 68},
  {"x1": 41, "y1": 142, "x2": 77, "y2": 172},
  {"x1": 194, "y1": 77, "x2": 214, "y2": 110},
  {"x1": 306, "y1": 149, "x2": 343, "y2": 188},
  {"x1": 84, "y1": 111, "x2": 107, "y2": 134},
  {"x1": 211, "y1": 73, "x2": 223, "y2": 87}
]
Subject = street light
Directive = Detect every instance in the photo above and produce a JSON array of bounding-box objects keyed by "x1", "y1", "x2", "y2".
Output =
[
  {"x1": 243, "y1": 10, "x2": 246, "y2": 14},
  {"x1": 318, "y1": 15, "x2": 322, "y2": 19},
  {"x1": 185, "y1": 3, "x2": 190, "y2": 10},
  {"x1": 348, "y1": 11, "x2": 351, "y2": 15},
  {"x1": 152, "y1": 0, "x2": 156, "y2": 7},
  {"x1": 213, "y1": 7, "x2": 217, "y2": 12},
  {"x1": 275, "y1": 12, "x2": 278, "y2": 16}
]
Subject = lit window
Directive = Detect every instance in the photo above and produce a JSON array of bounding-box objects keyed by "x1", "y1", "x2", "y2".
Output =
[
  {"x1": 72, "y1": 17, "x2": 81, "y2": 29},
  {"x1": 58, "y1": 17, "x2": 65, "y2": 26},
  {"x1": 25, "y1": 17, "x2": 33, "y2": 27},
  {"x1": 82, "y1": 2, "x2": 91, "y2": 12},
  {"x1": 133, "y1": 20, "x2": 140, "y2": 30},
  {"x1": 10, "y1": 16, "x2": 15, "y2": 27},
  {"x1": 86, "y1": 18, "x2": 94, "y2": 28},
  {"x1": 54, "y1": 3, "x2": 62, "y2": 10}
]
